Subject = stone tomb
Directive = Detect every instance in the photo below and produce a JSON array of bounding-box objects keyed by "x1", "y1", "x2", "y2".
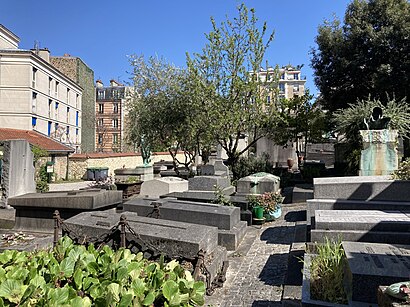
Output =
[
  {"x1": 123, "y1": 197, "x2": 247, "y2": 250},
  {"x1": 236, "y1": 172, "x2": 280, "y2": 195},
  {"x1": 114, "y1": 166, "x2": 154, "y2": 182},
  {"x1": 343, "y1": 241, "x2": 410, "y2": 305},
  {"x1": 9, "y1": 189, "x2": 123, "y2": 232},
  {"x1": 139, "y1": 177, "x2": 188, "y2": 198},
  {"x1": 311, "y1": 210, "x2": 410, "y2": 244},
  {"x1": 64, "y1": 211, "x2": 227, "y2": 283}
]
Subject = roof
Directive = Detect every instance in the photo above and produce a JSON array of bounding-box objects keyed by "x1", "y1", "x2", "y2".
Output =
[{"x1": 0, "y1": 128, "x2": 74, "y2": 154}]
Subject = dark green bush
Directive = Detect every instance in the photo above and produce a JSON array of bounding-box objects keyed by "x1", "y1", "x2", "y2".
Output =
[{"x1": 231, "y1": 154, "x2": 274, "y2": 182}]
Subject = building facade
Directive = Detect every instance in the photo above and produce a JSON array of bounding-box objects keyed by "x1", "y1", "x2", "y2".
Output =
[
  {"x1": 50, "y1": 55, "x2": 95, "y2": 153},
  {"x1": 95, "y1": 80, "x2": 131, "y2": 152},
  {"x1": 0, "y1": 25, "x2": 82, "y2": 152},
  {"x1": 256, "y1": 65, "x2": 307, "y2": 167}
]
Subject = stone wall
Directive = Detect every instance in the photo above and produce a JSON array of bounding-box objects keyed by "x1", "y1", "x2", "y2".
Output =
[{"x1": 68, "y1": 152, "x2": 186, "y2": 180}]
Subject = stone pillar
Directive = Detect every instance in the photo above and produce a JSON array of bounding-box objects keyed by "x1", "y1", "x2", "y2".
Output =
[{"x1": 359, "y1": 129, "x2": 398, "y2": 176}]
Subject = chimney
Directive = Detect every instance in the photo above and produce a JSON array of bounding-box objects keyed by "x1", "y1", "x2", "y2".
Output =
[
  {"x1": 31, "y1": 48, "x2": 50, "y2": 62},
  {"x1": 110, "y1": 79, "x2": 121, "y2": 87},
  {"x1": 96, "y1": 80, "x2": 104, "y2": 88}
]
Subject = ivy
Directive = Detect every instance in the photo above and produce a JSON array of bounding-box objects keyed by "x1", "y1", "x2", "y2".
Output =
[{"x1": 0, "y1": 237, "x2": 205, "y2": 306}]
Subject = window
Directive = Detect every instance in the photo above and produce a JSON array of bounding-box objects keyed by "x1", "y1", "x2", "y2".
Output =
[
  {"x1": 98, "y1": 133, "x2": 103, "y2": 144},
  {"x1": 279, "y1": 83, "x2": 285, "y2": 93},
  {"x1": 49, "y1": 77, "x2": 52, "y2": 95},
  {"x1": 293, "y1": 73, "x2": 299, "y2": 80},
  {"x1": 67, "y1": 107, "x2": 70, "y2": 122},
  {"x1": 97, "y1": 90, "x2": 105, "y2": 100},
  {"x1": 76, "y1": 94, "x2": 79, "y2": 108},
  {"x1": 266, "y1": 96, "x2": 271, "y2": 104},
  {"x1": 98, "y1": 104, "x2": 104, "y2": 114},
  {"x1": 113, "y1": 133, "x2": 118, "y2": 144},
  {"x1": 75, "y1": 111, "x2": 79, "y2": 126},
  {"x1": 55, "y1": 123, "x2": 59, "y2": 132},
  {"x1": 76, "y1": 128, "x2": 79, "y2": 135},
  {"x1": 55, "y1": 101, "x2": 59, "y2": 119},
  {"x1": 55, "y1": 81, "x2": 59, "y2": 96},
  {"x1": 280, "y1": 73, "x2": 285, "y2": 80},
  {"x1": 32, "y1": 92, "x2": 37, "y2": 112},
  {"x1": 98, "y1": 118, "x2": 104, "y2": 127},
  {"x1": 48, "y1": 99, "x2": 52, "y2": 117},
  {"x1": 66, "y1": 126, "x2": 70, "y2": 135},
  {"x1": 32, "y1": 68, "x2": 37, "y2": 88},
  {"x1": 32, "y1": 117, "x2": 37, "y2": 127},
  {"x1": 112, "y1": 118, "x2": 119, "y2": 128},
  {"x1": 48, "y1": 121, "x2": 52, "y2": 136},
  {"x1": 113, "y1": 103, "x2": 119, "y2": 113},
  {"x1": 293, "y1": 85, "x2": 299, "y2": 92},
  {"x1": 66, "y1": 88, "x2": 70, "y2": 103}
]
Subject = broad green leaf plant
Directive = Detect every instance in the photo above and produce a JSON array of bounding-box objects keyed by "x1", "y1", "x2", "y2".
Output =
[{"x1": 0, "y1": 236, "x2": 205, "y2": 306}]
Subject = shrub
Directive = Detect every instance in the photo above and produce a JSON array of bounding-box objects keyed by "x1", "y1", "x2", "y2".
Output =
[
  {"x1": 231, "y1": 154, "x2": 274, "y2": 182},
  {"x1": 392, "y1": 158, "x2": 410, "y2": 180},
  {"x1": 0, "y1": 236, "x2": 206, "y2": 306},
  {"x1": 36, "y1": 164, "x2": 49, "y2": 192}
]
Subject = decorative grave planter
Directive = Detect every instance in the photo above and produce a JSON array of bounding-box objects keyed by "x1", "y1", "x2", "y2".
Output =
[
  {"x1": 263, "y1": 204, "x2": 282, "y2": 222},
  {"x1": 252, "y1": 206, "x2": 264, "y2": 219}
]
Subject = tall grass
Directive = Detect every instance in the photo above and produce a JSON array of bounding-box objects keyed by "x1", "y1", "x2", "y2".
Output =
[{"x1": 310, "y1": 238, "x2": 348, "y2": 304}]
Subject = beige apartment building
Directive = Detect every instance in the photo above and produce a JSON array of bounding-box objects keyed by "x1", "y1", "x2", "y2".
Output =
[
  {"x1": 95, "y1": 80, "x2": 132, "y2": 152},
  {"x1": 0, "y1": 24, "x2": 82, "y2": 152},
  {"x1": 256, "y1": 65, "x2": 307, "y2": 167}
]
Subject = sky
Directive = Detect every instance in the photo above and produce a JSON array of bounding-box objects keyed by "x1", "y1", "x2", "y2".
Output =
[{"x1": 1, "y1": 1, "x2": 352, "y2": 96}]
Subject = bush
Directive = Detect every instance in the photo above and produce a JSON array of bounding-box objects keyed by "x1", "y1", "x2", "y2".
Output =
[
  {"x1": 231, "y1": 154, "x2": 274, "y2": 182},
  {"x1": 0, "y1": 236, "x2": 206, "y2": 306},
  {"x1": 36, "y1": 164, "x2": 49, "y2": 192},
  {"x1": 392, "y1": 158, "x2": 410, "y2": 180}
]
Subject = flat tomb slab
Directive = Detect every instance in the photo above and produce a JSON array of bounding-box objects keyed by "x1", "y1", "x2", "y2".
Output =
[
  {"x1": 313, "y1": 176, "x2": 410, "y2": 201},
  {"x1": 306, "y1": 198, "x2": 410, "y2": 227},
  {"x1": 188, "y1": 176, "x2": 231, "y2": 191},
  {"x1": 123, "y1": 198, "x2": 241, "y2": 230},
  {"x1": 64, "y1": 211, "x2": 219, "y2": 259},
  {"x1": 343, "y1": 241, "x2": 410, "y2": 304},
  {"x1": 0, "y1": 230, "x2": 53, "y2": 252},
  {"x1": 315, "y1": 210, "x2": 410, "y2": 232},
  {"x1": 9, "y1": 190, "x2": 123, "y2": 209}
]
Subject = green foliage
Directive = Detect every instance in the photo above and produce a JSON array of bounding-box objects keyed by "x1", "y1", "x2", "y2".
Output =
[
  {"x1": 231, "y1": 154, "x2": 274, "y2": 182},
  {"x1": 246, "y1": 191, "x2": 284, "y2": 213},
  {"x1": 187, "y1": 4, "x2": 278, "y2": 171},
  {"x1": 126, "y1": 176, "x2": 140, "y2": 183},
  {"x1": 308, "y1": 238, "x2": 347, "y2": 304},
  {"x1": 334, "y1": 96, "x2": 410, "y2": 174},
  {"x1": 36, "y1": 164, "x2": 49, "y2": 193},
  {"x1": 392, "y1": 158, "x2": 410, "y2": 180},
  {"x1": 311, "y1": 0, "x2": 410, "y2": 112},
  {"x1": 212, "y1": 186, "x2": 233, "y2": 206},
  {"x1": 0, "y1": 236, "x2": 205, "y2": 306},
  {"x1": 31, "y1": 145, "x2": 48, "y2": 164}
]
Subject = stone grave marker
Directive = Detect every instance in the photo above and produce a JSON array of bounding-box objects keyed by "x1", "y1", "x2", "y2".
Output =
[
  {"x1": 236, "y1": 172, "x2": 280, "y2": 195},
  {"x1": 343, "y1": 241, "x2": 410, "y2": 305},
  {"x1": 139, "y1": 177, "x2": 188, "y2": 198}
]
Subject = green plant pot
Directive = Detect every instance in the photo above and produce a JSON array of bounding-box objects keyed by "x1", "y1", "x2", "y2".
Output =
[{"x1": 253, "y1": 206, "x2": 264, "y2": 219}]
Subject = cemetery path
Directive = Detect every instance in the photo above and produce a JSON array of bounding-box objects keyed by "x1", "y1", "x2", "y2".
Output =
[{"x1": 205, "y1": 204, "x2": 306, "y2": 307}]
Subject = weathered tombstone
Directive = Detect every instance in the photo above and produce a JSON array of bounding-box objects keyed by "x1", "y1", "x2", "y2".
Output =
[
  {"x1": 360, "y1": 107, "x2": 398, "y2": 176},
  {"x1": 123, "y1": 197, "x2": 247, "y2": 250},
  {"x1": 114, "y1": 166, "x2": 154, "y2": 182},
  {"x1": 139, "y1": 177, "x2": 188, "y2": 198},
  {"x1": 188, "y1": 176, "x2": 230, "y2": 191},
  {"x1": 236, "y1": 172, "x2": 280, "y2": 195},
  {"x1": 0, "y1": 140, "x2": 36, "y2": 209},
  {"x1": 311, "y1": 210, "x2": 410, "y2": 244},
  {"x1": 64, "y1": 211, "x2": 227, "y2": 285},
  {"x1": 343, "y1": 241, "x2": 410, "y2": 305},
  {"x1": 9, "y1": 189, "x2": 122, "y2": 232}
]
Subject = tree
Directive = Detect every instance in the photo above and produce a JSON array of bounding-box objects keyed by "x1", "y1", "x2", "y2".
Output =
[
  {"x1": 127, "y1": 56, "x2": 212, "y2": 172},
  {"x1": 272, "y1": 91, "x2": 328, "y2": 160},
  {"x1": 311, "y1": 0, "x2": 410, "y2": 112},
  {"x1": 187, "y1": 4, "x2": 278, "y2": 172}
]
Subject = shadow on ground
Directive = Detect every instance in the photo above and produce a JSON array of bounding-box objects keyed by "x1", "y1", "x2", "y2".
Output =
[
  {"x1": 258, "y1": 254, "x2": 289, "y2": 286},
  {"x1": 260, "y1": 226, "x2": 295, "y2": 244},
  {"x1": 284, "y1": 210, "x2": 306, "y2": 222},
  {"x1": 251, "y1": 300, "x2": 282, "y2": 307}
]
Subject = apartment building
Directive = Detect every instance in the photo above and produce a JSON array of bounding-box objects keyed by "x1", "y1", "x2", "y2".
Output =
[
  {"x1": 50, "y1": 55, "x2": 95, "y2": 152},
  {"x1": 256, "y1": 65, "x2": 307, "y2": 167},
  {"x1": 0, "y1": 24, "x2": 82, "y2": 152},
  {"x1": 95, "y1": 80, "x2": 131, "y2": 152}
]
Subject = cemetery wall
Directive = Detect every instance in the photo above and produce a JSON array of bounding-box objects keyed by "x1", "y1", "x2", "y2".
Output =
[{"x1": 66, "y1": 152, "x2": 185, "y2": 179}]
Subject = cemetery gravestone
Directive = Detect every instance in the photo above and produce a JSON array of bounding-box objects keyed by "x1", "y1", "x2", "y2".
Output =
[{"x1": 139, "y1": 177, "x2": 188, "y2": 198}]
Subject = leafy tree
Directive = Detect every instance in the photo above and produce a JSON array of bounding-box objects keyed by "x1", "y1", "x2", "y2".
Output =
[
  {"x1": 272, "y1": 91, "x2": 328, "y2": 160},
  {"x1": 127, "y1": 56, "x2": 212, "y2": 172},
  {"x1": 311, "y1": 0, "x2": 410, "y2": 112},
  {"x1": 187, "y1": 4, "x2": 278, "y2": 173}
]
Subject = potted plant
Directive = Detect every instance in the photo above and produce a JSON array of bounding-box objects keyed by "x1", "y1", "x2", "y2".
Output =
[{"x1": 259, "y1": 191, "x2": 284, "y2": 221}]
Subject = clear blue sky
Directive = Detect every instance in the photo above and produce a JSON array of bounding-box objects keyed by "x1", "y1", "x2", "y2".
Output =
[{"x1": 1, "y1": 0, "x2": 351, "y2": 96}]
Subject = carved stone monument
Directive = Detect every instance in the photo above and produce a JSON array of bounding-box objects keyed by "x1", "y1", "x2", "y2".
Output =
[{"x1": 360, "y1": 107, "x2": 399, "y2": 176}]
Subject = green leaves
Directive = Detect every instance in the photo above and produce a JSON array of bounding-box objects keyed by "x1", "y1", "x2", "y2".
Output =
[{"x1": 0, "y1": 236, "x2": 206, "y2": 306}]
